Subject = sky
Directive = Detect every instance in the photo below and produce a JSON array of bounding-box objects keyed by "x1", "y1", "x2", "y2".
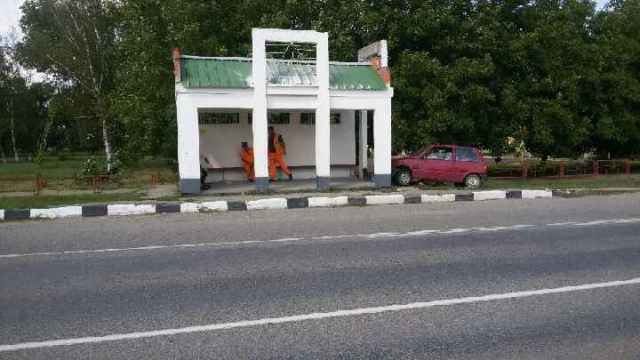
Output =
[
  {"x1": 0, "y1": 0, "x2": 24, "y2": 41},
  {"x1": 0, "y1": 0, "x2": 611, "y2": 43}
]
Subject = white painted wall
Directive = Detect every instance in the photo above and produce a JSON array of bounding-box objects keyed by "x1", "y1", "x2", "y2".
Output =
[
  {"x1": 373, "y1": 98, "x2": 392, "y2": 177},
  {"x1": 176, "y1": 92, "x2": 201, "y2": 181},
  {"x1": 199, "y1": 110, "x2": 356, "y2": 169}
]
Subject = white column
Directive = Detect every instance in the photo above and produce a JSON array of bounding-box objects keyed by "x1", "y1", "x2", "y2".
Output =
[
  {"x1": 373, "y1": 98, "x2": 392, "y2": 186},
  {"x1": 251, "y1": 30, "x2": 269, "y2": 190},
  {"x1": 359, "y1": 110, "x2": 368, "y2": 179},
  {"x1": 176, "y1": 94, "x2": 201, "y2": 193},
  {"x1": 315, "y1": 32, "x2": 331, "y2": 189}
]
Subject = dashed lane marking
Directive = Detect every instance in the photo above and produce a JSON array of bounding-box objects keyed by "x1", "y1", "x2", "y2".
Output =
[{"x1": 2, "y1": 218, "x2": 640, "y2": 259}]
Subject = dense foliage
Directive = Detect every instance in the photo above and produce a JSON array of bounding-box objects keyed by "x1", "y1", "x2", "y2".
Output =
[{"x1": 2, "y1": 0, "x2": 640, "y2": 168}]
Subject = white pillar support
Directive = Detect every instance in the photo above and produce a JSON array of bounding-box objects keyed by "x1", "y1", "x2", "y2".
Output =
[
  {"x1": 315, "y1": 32, "x2": 331, "y2": 189},
  {"x1": 359, "y1": 110, "x2": 368, "y2": 179},
  {"x1": 373, "y1": 98, "x2": 392, "y2": 187},
  {"x1": 176, "y1": 95, "x2": 201, "y2": 194},
  {"x1": 251, "y1": 29, "x2": 270, "y2": 191},
  {"x1": 252, "y1": 28, "x2": 331, "y2": 190}
]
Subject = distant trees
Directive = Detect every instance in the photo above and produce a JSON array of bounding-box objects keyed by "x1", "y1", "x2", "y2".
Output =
[
  {"x1": 0, "y1": 32, "x2": 53, "y2": 162},
  {"x1": 5, "y1": 0, "x2": 640, "y2": 164}
]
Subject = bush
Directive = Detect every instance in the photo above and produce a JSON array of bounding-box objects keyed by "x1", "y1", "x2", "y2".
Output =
[{"x1": 77, "y1": 157, "x2": 107, "y2": 178}]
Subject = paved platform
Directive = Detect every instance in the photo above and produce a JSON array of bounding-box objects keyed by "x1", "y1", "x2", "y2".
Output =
[{"x1": 203, "y1": 178, "x2": 376, "y2": 195}]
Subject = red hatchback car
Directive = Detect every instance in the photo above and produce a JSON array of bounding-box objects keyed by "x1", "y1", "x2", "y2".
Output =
[{"x1": 392, "y1": 144, "x2": 488, "y2": 188}]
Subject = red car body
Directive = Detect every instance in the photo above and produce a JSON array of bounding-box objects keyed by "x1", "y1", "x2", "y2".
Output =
[{"x1": 392, "y1": 144, "x2": 488, "y2": 185}]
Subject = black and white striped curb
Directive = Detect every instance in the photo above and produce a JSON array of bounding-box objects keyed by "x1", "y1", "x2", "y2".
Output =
[{"x1": 0, "y1": 190, "x2": 553, "y2": 222}]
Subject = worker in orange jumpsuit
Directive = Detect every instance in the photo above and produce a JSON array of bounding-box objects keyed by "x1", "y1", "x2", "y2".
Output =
[
  {"x1": 239, "y1": 141, "x2": 254, "y2": 181},
  {"x1": 268, "y1": 126, "x2": 292, "y2": 181}
]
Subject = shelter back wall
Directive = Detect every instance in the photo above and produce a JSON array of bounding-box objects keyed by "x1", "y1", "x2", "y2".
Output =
[{"x1": 199, "y1": 110, "x2": 356, "y2": 168}]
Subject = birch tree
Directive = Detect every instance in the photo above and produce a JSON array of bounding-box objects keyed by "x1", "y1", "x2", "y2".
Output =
[
  {"x1": 18, "y1": 0, "x2": 118, "y2": 171},
  {"x1": 1, "y1": 32, "x2": 22, "y2": 162}
]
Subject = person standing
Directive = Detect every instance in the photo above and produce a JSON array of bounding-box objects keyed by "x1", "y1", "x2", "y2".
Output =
[{"x1": 268, "y1": 126, "x2": 292, "y2": 181}]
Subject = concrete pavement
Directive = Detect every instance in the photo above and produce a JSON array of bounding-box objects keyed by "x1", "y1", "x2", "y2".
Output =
[{"x1": 1, "y1": 194, "x2": 639, "y2": 359}]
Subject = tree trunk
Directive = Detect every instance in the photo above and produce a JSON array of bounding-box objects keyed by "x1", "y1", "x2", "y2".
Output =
[
  {"x1": 39, "y1": 116, "x2": 53, "y2": 153},
  {"x1": 95, "y1": 97, "x2": 113, "y2": 173},
  {"x1": 101, "y1": 116, "x2": 112, "y2": 173},
  {"x1": 9, "y1": 98, "x2": 19, "y2": 162},
  {"x1": 0, "y1": 143, "x2": 6, "y2": 163}
]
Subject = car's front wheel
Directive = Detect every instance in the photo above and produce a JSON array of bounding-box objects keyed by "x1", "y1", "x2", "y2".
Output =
[
  {"x1": 394, "y1": 168, "x2": 412, "y2": 186},
  {"x1": 464, "y1": 174, "x2": 482, "y2": 189}
]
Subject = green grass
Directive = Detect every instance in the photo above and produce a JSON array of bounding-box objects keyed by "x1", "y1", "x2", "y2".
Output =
[
  {"x1": 0, "y1": 192, "x2": 146, "y2": 209},
  {"x1": 484, "y1": 175, "x2": 640, "y2": 190},
  {"x1": 412, "y1": 174, "x2": 640, "y2": 191},
  {"x1": 0, "y1": 156, "x2": 177, "y2": 192},
  {"x1": 0, "y1": 159, "x2": 83, "y2": 179}
]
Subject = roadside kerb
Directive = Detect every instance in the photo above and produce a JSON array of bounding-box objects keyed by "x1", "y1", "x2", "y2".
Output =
[
  {"x1": 30, "y1": 206, "x2": 82, "y2": 219},
  {"x1": 0, "y1": 189, "x2": 567, "y2": 222},
  {"x1": 246, "y1": 198, "x2": 287, "y2": 211},
  {"x1": 421, "y1": 194, "x2": 456, "y2": 203},
  {"x1": 200, "y1": 201, "x2": 229, "y2": 212},
  {"x1": 521, "y1": 190, "x2": 553, "y2": 199},
  {"x1": 156, "y1": 203, "x2": 181, "y2": 214},
  {"x1": 308, "y1": 196, "x2": 349, "y2": 208},
  {"x1": 365, "y1": 194, "x2": 405, "y2": 205},
  {"x1": 473, "y1": 190, "x2": 507, "y2": 201},
  {"x1": 107, "y1": 204, "x2": 156, "y2": 216}
]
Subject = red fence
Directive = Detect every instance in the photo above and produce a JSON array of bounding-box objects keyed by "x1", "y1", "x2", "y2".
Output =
[
  {"x1": 490, "y1": 160, "x2": 637, "y2": 180},
  {"x1": 27, "y1": 173, "x2": 162, "y2": 194}
]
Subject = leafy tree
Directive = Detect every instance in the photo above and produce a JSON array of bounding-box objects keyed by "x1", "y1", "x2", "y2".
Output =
[
  {"x1": 12, "y1": 0, "x2": 640, "y2": 162},
  {"x1": 390, "y1": 1, "x2": 504, "y2": 153},
  {"x1": 18, "y1": 0, "x2": 119, "y2": 170},
  {"x1": 589, "y1": 0, "x2": 640, "y2": 157}
]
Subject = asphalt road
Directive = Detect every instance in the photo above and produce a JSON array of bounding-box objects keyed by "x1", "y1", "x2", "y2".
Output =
[{"x1": 1, "y1": 194, "x2": 640, "y2": 359}]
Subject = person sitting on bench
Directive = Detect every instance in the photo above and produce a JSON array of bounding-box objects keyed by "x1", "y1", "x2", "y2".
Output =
[{"x1": 240, "y1": 141, "x2": 255, "y2": 181}]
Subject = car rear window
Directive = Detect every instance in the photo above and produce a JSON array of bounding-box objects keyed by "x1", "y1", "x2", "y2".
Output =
[{"x1": 456, "y1": 147, "x2": 479, "y2": 162}]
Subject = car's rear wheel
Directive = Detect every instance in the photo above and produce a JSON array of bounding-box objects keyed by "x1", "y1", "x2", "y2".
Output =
[
  {"x1": 464, "y1": 174, "x2": 482, "y2": 189},
  {"x1": 394, "y1": 168, "x2": 412, "y2": 186}
]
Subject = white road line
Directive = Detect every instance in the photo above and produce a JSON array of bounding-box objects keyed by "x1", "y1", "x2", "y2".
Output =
[
  {"x1": 574, "y1": 220, "x2": 612, "y2": 226},
  {"x1": 547, "y1": 222, "x2": 578, "y2": 226},
  {"x1": 440, "y1": 228, "x2": 471, "y2": 234},
  {"x1": 310, "y1": 234, "x2": 355, "y2": 240},
  {"x1": 2, "y1": 217, "x2": 639, "y2": 259},
  {"x1": 0, "y1": 239, "x2": 290, "y2": 259},
  {"x1": 269, "y1": 237, "x2": 304, "y2": 243},
  {"x1": 405, "y1": 230, "x2": 440, "y2": 236},
  {"x1": 574, "y1": 218, "x2": 640, "y2": 227},
  {"x1": 2, "y1": 277, "x2": 639, "y2": 353}
]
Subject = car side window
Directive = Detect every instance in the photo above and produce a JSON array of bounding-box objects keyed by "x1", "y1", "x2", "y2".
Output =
[
  {"x1": 425, "y1": 147, "x2": 453, "y2": 161},
  {"x1": 456, "y1": 147, "x2": 479, "y2": 162}
]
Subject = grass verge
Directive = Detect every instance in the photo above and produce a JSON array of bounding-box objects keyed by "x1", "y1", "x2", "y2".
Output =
[
  {"x1": 0, "y1": 192, "x2": 145, "y2": 209},
  {"x1": 483, "y1": 175, "x2": 640, "y2": 189}
]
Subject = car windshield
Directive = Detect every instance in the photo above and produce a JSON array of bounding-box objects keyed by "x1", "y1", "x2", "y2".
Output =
[{"x1": 413, "y1": 145, "x2": 430, "y2": 156}]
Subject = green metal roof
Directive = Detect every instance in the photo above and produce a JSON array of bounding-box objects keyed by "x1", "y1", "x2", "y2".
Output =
[{"x1": 180, "y1": 56, "x2": 387, "y2": 91}]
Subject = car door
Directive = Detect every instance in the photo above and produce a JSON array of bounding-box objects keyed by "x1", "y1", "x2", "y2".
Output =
[
  {"x1": 453, "y1": 146, "x2": 482, "y2": 182},
  {"x1": 418, "y1": 146, "x2": 455, "y2": 182}
]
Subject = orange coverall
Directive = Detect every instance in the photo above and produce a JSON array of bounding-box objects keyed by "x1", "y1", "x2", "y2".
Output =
[
  {"x1": 240, "y1": 147, "x2": 254, "y2": 180},
  {"x1": 268, "y1": 134, "x2": 291, "y2": 180}
]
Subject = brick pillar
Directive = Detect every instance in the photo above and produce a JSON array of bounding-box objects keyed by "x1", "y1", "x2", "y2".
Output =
[
  {"x1": 592, "y1": 161, "x2": 599, "y2": 177},
  {"x1": 559, "y1": 161, "x2": 566, "y2": 177}
]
